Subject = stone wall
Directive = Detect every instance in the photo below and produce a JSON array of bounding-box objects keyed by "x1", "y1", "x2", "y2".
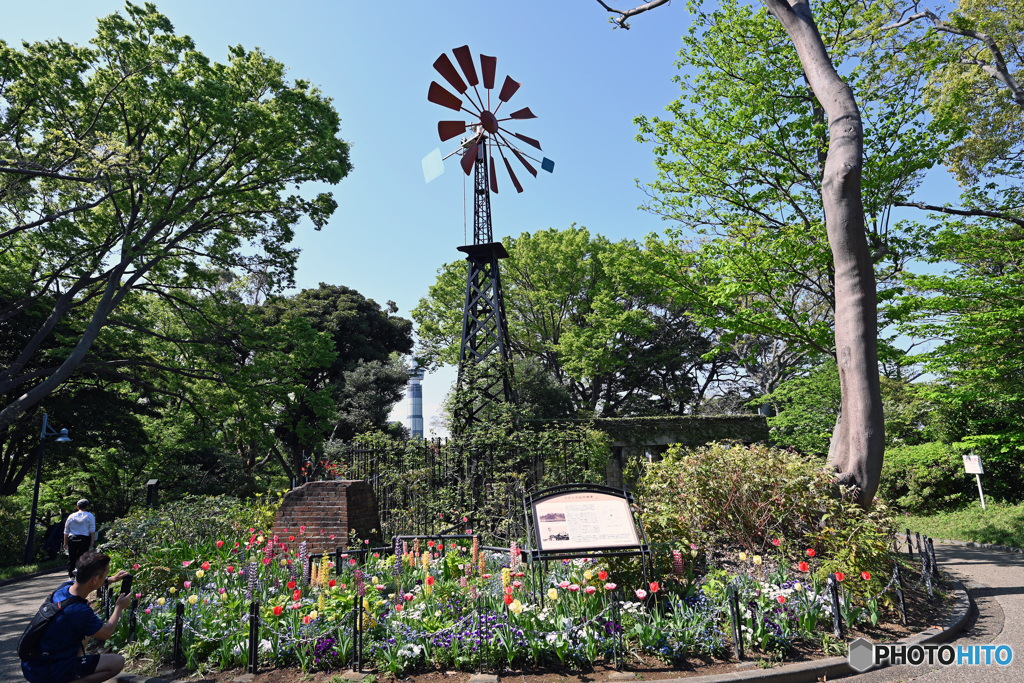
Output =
[{"x1": 271, "y1": 480, "x2": 379, "y2": 556}]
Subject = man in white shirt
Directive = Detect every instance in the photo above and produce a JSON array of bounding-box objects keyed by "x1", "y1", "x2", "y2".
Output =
[{"x1": 63, "y1": 500, "x2": 96, "y2": 579}]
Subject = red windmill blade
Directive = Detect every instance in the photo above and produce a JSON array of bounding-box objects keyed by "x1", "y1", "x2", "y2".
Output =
[{"x1": 426, "y1": 46, "x2": 553, "y2": 191}]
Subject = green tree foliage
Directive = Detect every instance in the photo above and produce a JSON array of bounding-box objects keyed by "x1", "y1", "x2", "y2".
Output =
[
  {"x1": 895, "y1": 224, "x2": 1024, "y2": 463},
  {"x1": 259, "y1": 284, "x2": 413, "y2": 472},
  {"x1": 414, "y1": 226, "x2": 725, "y2": 417},
  {"x1": 0, "y1": 2, "x2": 351, "y2": 438},
  {"x1": 635, "y1": 0, "x2": 954, "y2": 383}
]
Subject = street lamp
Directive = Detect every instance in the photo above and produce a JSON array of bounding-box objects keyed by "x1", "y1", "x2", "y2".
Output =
[{"x1": 24, "y1": 413, "x2": 71, "y2": 564}]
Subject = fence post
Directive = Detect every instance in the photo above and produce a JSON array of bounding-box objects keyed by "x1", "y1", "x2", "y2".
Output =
[
  {"x1": 247, "y1": 600, "x2": 259, "y2": 674},
  {"x1": 827, "y1": 574, "x2": 844, "y2": 639},
  {"x1": 727, "y1": 584, "x2": 744, "y2": 660},
  {"x1": 921, "y1": 546, "x2": 934, "y2": 601},
  {"x1": 906, "y1": 528, "x2": 913, "y2": 558},
  {"x1": 172, "y1": 602, "x2": 185, "y2": 668},
  {"x1": 915, "y1": 532, "x2": 925, "y2": 568},
  {"x1": 892, "y1": 562, "x2": 907, "y2": 626},
  {"x1": 128, "y1": 598, "x2": 138, "y2": 643},
  {"x1": 927, "y1": 538, "x2": 940, "y2": 581}
]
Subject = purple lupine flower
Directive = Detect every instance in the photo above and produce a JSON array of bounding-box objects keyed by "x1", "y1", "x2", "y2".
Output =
[{"x1": 299, "y1": 541, "x2": 309, "y2": 585}]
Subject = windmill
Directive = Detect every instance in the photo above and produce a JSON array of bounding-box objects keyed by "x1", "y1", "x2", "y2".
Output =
[{"x1": 426, "y1": 46, "x2": 553, "y2": 427}]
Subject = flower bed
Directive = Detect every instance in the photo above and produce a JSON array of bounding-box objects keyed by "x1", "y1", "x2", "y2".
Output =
[{"x1": 105, "y1": 528, "x2": 927, "y2": 676}]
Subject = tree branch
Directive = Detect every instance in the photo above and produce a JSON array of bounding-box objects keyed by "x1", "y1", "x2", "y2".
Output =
[
  {"x1": 594, "y1": 0, "x2": 673, "y2": 29},
  {"x1": 895, "y1": 201, "x2": 1024, "y2": 229}
]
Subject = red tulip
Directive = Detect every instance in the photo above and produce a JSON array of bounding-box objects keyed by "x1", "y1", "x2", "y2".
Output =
[
  {"x1": 262, "y1": 558, "x2": 271, "y2": 565},
  {"x1": 649, "y1": 581, "x2": 660, "y2": 593},
  {"x1": 806, "y1": 549, "x2": 816, "y2": 557},
  {"x1": 328, "y1": 579, "x2": 336, "y2": 587},
  {"x1": 772, "y1": 538, "x2": 781, "y2": 547},
  {"x1": 426, "y1": 576, "x2": 435, "y2": 585},
  {"x1": 292, "y1": 590, "x2": 301, "y2": 601},
  {"x1": 395, "y1": 604, "x2": 403, "y2": 612},
  {"x1": 835, "y1": 572, "x2": 845, "y2": 582},
  {"x1": 504, "y1": 594, "x2": 514, "y2": 605},
  {"x1": 289, "y1": 536, "x2": 295, "y2": 542},
  {"x1": 287, "y1": 580, "x2": 297, "y2": 590},
  {"x1": 226, "y1": 565, "x2": 234, "y2": 574},
  {"x1": 798, "y1": 561, "x2": 809, "y2": 572},
  {"x1": 201, "y1": 561, "x2": 210, "y2": 571},
  {"x1": 598, "y1": 570, "x2": 608, "y2": 581},
  {"x1": 303, "y1": 615, "x2": 312, "y2": 624},
  {"x1": 862, "y1": 571, "x2": 871, "y2": 581},
  {"x1": 216, "y1": 540, "x2": 224, "y2": 548},
  {"x1": 273, "y1": 606, "x2": 283, "y2": 616},
  {"x1": 777, "y1": 595, "x2": 786, "y2": 604}
]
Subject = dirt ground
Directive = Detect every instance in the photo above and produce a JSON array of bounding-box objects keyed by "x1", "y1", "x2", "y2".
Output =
[{"x1": 143, "y1": 567, "x2": 957, "y2": 683}]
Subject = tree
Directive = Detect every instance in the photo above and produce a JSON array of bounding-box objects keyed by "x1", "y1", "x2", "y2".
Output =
[
  {"x1": 0, "y1": 3, "x2": 351, "y2": 436},
  {"x1": 413, "y1": 226, "x2": 725, "y2": 417},
  {"x1": 260, "y1": 284, "x2": 413, "y2": 472},
  {"x1": 598, "y1": 0, "x2": 902, "y2": 505}
]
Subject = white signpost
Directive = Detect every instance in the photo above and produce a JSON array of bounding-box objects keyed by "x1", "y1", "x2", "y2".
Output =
[{"x1": 963, "y1": 453, "x2": 986, "y2": 510}]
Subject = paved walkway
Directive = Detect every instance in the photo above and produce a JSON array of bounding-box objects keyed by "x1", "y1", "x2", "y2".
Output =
[
  {"x1": 1, "y1": 544, "x2": 1021, "y2": 683},
  {"x1": 0, "y1": 570, "x2": 67, "y2": 683},
  {"x1": 851, "y1": 543, "x2": 1023, "y2": 682}
]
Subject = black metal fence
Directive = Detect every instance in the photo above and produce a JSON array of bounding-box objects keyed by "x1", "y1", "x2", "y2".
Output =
[{"x1": 323, "y1": 433, "x2": 602, "y2": 540}]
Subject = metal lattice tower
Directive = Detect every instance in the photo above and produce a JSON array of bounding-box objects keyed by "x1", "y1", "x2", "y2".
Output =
[{"x1": 426, "y1": 45, "x2": 554, "y2": 426}]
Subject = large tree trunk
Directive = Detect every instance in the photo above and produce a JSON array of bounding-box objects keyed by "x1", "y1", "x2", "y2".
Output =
[{"x1": 763, "y1": 0, "x2": 885, "y2": 505}]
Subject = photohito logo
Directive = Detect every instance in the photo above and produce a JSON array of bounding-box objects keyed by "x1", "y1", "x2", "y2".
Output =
[{"x1": 848, "y1": 638, "x2": 1014, "y2": 672}]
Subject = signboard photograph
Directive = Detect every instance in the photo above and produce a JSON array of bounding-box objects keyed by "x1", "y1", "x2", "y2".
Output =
[{"x1": 532, "y1": 489, "x2": 640, "y2": 552}]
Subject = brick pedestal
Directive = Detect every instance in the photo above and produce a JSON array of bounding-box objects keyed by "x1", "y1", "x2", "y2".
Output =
[{"x1": 271, "y1": 480, "x2": 380, "y2": 556}]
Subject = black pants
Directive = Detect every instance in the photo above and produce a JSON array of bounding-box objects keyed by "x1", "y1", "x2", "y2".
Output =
[{"x1": 67, "y1": 535, "x2": 90, "y2": 577}]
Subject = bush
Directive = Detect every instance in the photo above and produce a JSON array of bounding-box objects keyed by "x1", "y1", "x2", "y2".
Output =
[
  {"x1": 638, "y1": 442, "x2": 898, "y2": 584},
  {"x1": 876, "y1": 443, "x2": 973, "y2": 513}
]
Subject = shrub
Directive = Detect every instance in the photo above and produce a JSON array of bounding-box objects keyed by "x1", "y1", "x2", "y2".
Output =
[
  {"x1": 638, "y1": 442, "x2": 835, "y2": 551},
  {"x1": 876, "y1": 443, "x2": 972, "y2": 513},
  {"x1": 638, "y1": 442, "x2": 898, "y2": 586}
]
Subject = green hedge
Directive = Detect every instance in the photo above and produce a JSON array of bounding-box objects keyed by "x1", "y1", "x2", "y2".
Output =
[{"x1": 876, "y1": 443, "x2": 973, "y2": 513}]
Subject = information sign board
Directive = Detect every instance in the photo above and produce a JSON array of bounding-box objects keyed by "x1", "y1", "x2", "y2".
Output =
[
  {"x1": 531, "y1": 488, "x2": 640, "y2": 552},
  {"x1": 963, "y1": 454, "x2": 984, "y2": 474}
]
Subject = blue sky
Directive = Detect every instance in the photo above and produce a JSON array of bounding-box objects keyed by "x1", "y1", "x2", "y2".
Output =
[
  {"x1": 4, "y1": 2, "x2": 959, "y2": 435},
  {"x1": 4, "y1": 1, "x2": 701, "y2": 434}
]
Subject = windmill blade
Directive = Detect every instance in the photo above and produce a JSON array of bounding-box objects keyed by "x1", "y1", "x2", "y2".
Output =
[
  {"x1": 509, "y1": 107, "x2": 537, "y2": 120},
  {"x1": 428, "y1": 82, "x2": 462, "y2": 112},
  {"x1": 453, "y1": 45, "x2": 478, "y2": 87},
  {"x1": 433, "y1": 53, "x2": 468, "y2": 94},
  {"x1": 480, "y1": 55, "x2": 497, "y2": 90},
  {"x1": 498, "y1": 146, "x2": 524, "y2": 193},
  {"x1": 438, "y1": 120, "x2": 467, "y2": 142},
  {"x1": 489, "y1": 153, "x2": 499, "y2": 194},
  {"x1": 513, "y1": 132, "x2": 542, "y2": 150},
  {"x1": 511, "y1": 147, "x2": 538, "y2": 177},
  {"x1": 460, "y1": 136, "x2": 480, "y2": 176},
  {"x1": 498, "y1": 76, "x2": 521, "y2": 103}
]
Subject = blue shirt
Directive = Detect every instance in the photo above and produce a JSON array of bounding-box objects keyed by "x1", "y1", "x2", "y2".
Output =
[{"x1": 34, "y1": 582, "x2": 104, "y2": 660}]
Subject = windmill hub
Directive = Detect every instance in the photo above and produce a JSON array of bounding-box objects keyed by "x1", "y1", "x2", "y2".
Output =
[{"x1": 480, "y1": 111, "x2": 498, "y2": 134}]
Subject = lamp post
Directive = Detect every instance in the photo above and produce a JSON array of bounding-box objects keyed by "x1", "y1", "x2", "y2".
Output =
[{"x1": 24, "y1": 414, "x2": 71, "y2": 564}]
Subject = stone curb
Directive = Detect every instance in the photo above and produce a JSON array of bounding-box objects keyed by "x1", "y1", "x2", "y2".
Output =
[
  {"x1": 646, "y1": 580, "x2": 972, "y2": 683},
  {"x1": 933, "y1": 538, "x2": 1023, "y2": 554},
  {"x1": 107, "y1": 584, "x2": 972, "y2": 683},
  {"x1": 0, "y1": 565, "x2": 65, "y2": 588}
]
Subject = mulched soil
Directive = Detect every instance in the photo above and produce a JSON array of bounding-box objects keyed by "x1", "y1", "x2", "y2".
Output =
[{"x1": 134, "y1": 564, "x2": 957, "y2": 683}]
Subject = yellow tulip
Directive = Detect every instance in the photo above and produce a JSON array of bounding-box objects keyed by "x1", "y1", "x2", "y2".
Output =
[
  {"x1": 309, "y1": 610, "x2": 319, "y2": 620},
  {"x1": 195, "y1": 569, "x2": 205, "y2": 578},
  {"x1": 509, "y1": 599, "x2": 524, "y2": 615},
  {"x1": 157, "y1": 597, "x2": 166, "y2": 606},
  {"x1": 793, "y1": 582, "x2": 803, "y2": 591},
  {"x1": 547, "y1": 588, "x2": 558, "y2": 601},
  {"x1": 219, "y1": 593, "x2": 228, "y2": 601},
  {"x1": 739, "y1": 553, "x2": 747, "y2": 562},
  {"x1": 584, "y1": 570, "x2": 594, "y2": 581},
  {"x1": 753, "y1": 556, "x2": 762, "y2": 566},
  {"x1": 169, "y1": 587, "x2": 177, "y2": 594},
  {"x1": 257, "y1": 535, "x2": 264, "y2": 543},
  {"x1": 188, "y1": 595, "x2": 198, "y2": 605}
]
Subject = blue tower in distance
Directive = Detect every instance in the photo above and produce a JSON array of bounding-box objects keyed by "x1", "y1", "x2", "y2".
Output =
[{"x1": 407, "y1": 365, "x2": 425, "y2": 438}]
